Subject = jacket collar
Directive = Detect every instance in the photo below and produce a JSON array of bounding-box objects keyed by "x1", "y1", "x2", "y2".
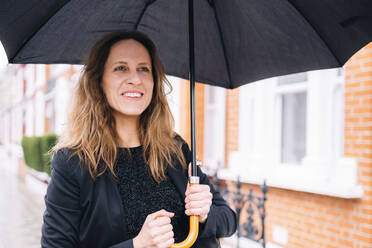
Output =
[{"x1": 168, "y1": 165, "x2": 188, "y2": 200}]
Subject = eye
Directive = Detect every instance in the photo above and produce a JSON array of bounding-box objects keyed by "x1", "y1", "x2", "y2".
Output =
[
  {"x1": 138, "y1": 67, "x2": 150, "y2": 72},
  {"x1": 114, "y1": 66, "x2": 128, "y2": 72}
]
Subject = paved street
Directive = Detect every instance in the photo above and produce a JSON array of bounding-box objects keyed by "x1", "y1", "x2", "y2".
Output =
[{"x1": 0, "y1": 153, "x2": 46, "y2": 248}]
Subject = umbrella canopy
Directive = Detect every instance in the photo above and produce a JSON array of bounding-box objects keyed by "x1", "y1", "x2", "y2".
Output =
[{"x1": 1, "y1": 0, "x2": 371, "y2": 89}]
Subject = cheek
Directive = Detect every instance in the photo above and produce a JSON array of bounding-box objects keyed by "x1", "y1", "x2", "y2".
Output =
[{"x1": 150, "y1": 84, "x2": 154, "y2": 97}]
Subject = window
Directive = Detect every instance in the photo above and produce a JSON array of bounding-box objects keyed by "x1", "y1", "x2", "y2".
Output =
[
  {"x1": 276, "y1": 72, "x2": 307, "y2": 165},
  {"x1": 222, "y1": 68, "x2": 363, "y2": 198},
  {"x1": 280, "y1": 91, "x2": 306, "y2": 164}
]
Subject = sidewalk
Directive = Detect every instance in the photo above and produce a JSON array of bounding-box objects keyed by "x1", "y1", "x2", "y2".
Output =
[{"x1": 0, "y1": 149, "x2": 47, "y2": 248}]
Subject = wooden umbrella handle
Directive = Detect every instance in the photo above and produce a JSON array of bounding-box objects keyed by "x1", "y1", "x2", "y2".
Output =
[{"x1": 171, "y1": 176, "x2": 200, "y2": 248}]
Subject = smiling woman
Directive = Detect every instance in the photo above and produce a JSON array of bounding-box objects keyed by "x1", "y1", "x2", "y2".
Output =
[{"x1": 41, "y1": 31, "x2": 237, "y2": 248}]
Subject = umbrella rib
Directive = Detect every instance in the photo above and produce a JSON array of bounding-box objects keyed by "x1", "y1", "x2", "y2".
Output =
[
  {"x1": 211, "y1": 5, "x2": 233, "y2": 88},
  {"x1": 134, "y1": 1, "x2": 154, "y2": 30},
  {"x1": 11, "y1": 0, "x2": 70, "y2": 63},
  {"x1": 287, "y1": 1, "x2": 342, "y2": 66}
]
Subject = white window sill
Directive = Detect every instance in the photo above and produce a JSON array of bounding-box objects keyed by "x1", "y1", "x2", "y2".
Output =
[{"x1": 217, "y1": 168, "x2": 363, "y2": 199}]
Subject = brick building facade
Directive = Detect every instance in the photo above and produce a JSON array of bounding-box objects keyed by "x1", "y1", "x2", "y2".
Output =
[{"x1": 180, "y1": 43, "x2": 371, "y2": 247}]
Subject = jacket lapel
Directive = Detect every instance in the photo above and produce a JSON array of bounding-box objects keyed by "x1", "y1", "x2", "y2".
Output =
[{"x1": 168, "y1": 165, "x2": 188, "y2": 200}]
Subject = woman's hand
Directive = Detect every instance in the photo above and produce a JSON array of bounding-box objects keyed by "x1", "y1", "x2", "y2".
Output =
[
  {"x1": 185, "y1": 164, "x2": 213, "y2": 223},
  {"x1": 133, "y1": 209, "x2": 174, "y2": 248},
  {"x1": 184, "y1": 183, "x2": 212, "y2": 223}
]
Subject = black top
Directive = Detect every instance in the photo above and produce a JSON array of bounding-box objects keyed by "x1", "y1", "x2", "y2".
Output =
[
  {"x1": 41, "y1": 137, "x2": 237, "y2": 248},
  {"x1": 115, "y1": 146, "x2": 188, "y2": 242}
]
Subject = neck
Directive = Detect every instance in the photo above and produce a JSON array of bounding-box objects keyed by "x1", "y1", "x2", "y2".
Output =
[{"x1": 114, "y1": 113, "x2": 141, "y2": 148}]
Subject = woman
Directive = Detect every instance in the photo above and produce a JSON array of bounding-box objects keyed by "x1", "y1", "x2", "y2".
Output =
[{"x1": 41, "y1": 31, "x2": 237, "y2": 248}]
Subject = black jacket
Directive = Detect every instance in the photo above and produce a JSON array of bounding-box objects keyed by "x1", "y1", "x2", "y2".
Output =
[{"x1": 41, "y1": 142, "x2": 237, "y2": 248}]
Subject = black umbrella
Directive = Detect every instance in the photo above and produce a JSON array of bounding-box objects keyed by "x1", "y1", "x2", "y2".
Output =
[
  {"x1": 1, "y1": 0, "x2": 372, "y2": 246},
  {"x1": 2, "y1": 0, "x2": 371, "y2": 174}
]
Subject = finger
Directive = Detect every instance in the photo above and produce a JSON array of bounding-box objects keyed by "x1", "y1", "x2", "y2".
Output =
[
  {"x1": 156, "y1": 237, "x2": 175, "y2": 248},
  {"x1": 149, "y1": 209, "x2": 174, "y2": 221},
  {"x1": 185, "y1": 207, "x2": 209, "y2": 216},
  {"x1": 185, "y1": 182, "x2": 190, "y2": 196},
  {"x1": 185, "y1": 191, "x2": 213, "y2": 202},
  {"x1": 185, "y1": 184, "x2": 210, "y2": 199},
  {"x1": 153, "y1": 230, "x2": 174, "y2": 245},
  {"x1": 163, "y1": 237, "x2": 175, "y2": 248},
  {"x1": 151, "y1": 224, "x2": 173, "y2": 237},
  {"x1": 149, "y1": 216, "x2": 172, "y2": 227},
  {"x1": 188, "y1": 163, "x2": 191, "y2": 178},
  {"x1": 185, "y1": 191, "x2": 212, "y2": 204},
  {"x1": 187, "y1": 184, "x2": 211, "y2": 193},
  {"x1": 185, "y1": 200, "x2": 211, "y2": 210}
]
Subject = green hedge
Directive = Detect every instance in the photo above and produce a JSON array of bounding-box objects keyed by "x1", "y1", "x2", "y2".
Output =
[
  {"x1": 40, "y1": 134, "x2": 58, "y2": 175},
  {"x1": 22, "y1": 136, "x2": 42, "y2": 171},
  {"x1": 21, "y1": 134, "x2": 58, "y2": 175}
]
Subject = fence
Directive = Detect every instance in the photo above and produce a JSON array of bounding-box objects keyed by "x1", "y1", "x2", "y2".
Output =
[{"x1": 210, "y1": 173, "x2": 268, "y2": 248}]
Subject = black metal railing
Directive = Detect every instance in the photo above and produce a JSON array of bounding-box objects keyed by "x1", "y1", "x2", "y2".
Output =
[{"x1": 210, "y1": 173, "x2": 268, "y2": 248}]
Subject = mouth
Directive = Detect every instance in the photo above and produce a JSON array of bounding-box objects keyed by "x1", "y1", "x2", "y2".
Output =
[{"x1": 121, "y1": 91, "x2": 144, "y2": 100}]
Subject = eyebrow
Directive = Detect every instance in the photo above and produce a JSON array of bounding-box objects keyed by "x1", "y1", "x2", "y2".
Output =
[{"x1": 113, "y1": 61, "x2": 151, "y2": 66}]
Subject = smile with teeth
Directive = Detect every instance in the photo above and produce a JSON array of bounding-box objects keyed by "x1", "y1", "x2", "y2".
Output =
[{"x1": 122, "y1": 92, "x2": 144, "y2": 98}]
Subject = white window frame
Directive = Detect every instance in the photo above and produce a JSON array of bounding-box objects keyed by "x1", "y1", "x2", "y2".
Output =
[
  {"x1": 25, "y1": 65, "x2": 35, "y2": 97},
  {"x1": 35, "y1": 65, "x2": 46, "y2": 88},
  {"x1": 35, "y1": 91, "x2": 45, "y2": 136},
  {"x1": 16, "y1": 68, "x2": 24, "y2": 103},
  {"x1": 49, "y1": 64, "x2": 69, "y2": 78},
  {"x1": 25, "y1": 99, "x2": 34, "y2": 136},
  {"x1": 3, "y1": 111, "x2": 10, "y2": 145},
  {"x1": 55, "y1": 77, "x2": 72, "y2": 135},
  {"x1": 219, "y1": 68, "x2": 363, "y2": 199},
  {"x1": 11, "y1": 106, "x2": 23, "y2": 144},
  {"x1": 203, "y1": 85, "x2": 226, "y2": 171},
  {"x1": 165, "y1": 75, "x2": 181, "y2": 133}
]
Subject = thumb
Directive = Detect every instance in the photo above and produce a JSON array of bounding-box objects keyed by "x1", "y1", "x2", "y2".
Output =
[
  {"x1": 188, "y1": 163, "x2": 191, "y2": 178},
  {"x1": 152, "y1": 209, "x2": 174, "y2": 220}
]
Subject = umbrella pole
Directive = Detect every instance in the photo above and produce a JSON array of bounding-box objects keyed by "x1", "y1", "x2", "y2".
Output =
[
  {"x1": 171, "y1": 0, "x2": 199, "y2": 247},
  {"x1": 189, "y1": 0, "x2": 197, "y2": 178}
]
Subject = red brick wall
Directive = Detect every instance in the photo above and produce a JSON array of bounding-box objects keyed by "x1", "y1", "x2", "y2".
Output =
[
  {"x1": 225, "y1": 88, "x2": 240, "y2": 167},
  {"x1": 343, "y1": 42, "x2": 372, "y2": 246}
]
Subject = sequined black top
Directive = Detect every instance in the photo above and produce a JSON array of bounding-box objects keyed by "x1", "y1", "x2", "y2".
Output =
[{"x1": 114, "y1": 146, "x2": 189, "y2": 242}]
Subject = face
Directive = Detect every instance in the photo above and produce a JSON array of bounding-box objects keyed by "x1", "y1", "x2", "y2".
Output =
[{"x1": 101, "y1": 39, "x2": 154, "y2": 120}]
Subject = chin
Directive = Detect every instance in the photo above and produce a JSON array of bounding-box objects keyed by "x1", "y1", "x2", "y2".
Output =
[{"x1": 118, "y1": 108, "x2": 146, "y2": 117}]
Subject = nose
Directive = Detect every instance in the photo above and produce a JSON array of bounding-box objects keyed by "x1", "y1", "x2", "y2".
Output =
[{"x1": 127, "y1": 70, "x2": 141, "y2": 85}]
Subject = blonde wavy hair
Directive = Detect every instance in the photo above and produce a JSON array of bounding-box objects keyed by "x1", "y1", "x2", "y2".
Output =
[{"x1": 53, "y1": 31, "x2": 187, "y2": 182}]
